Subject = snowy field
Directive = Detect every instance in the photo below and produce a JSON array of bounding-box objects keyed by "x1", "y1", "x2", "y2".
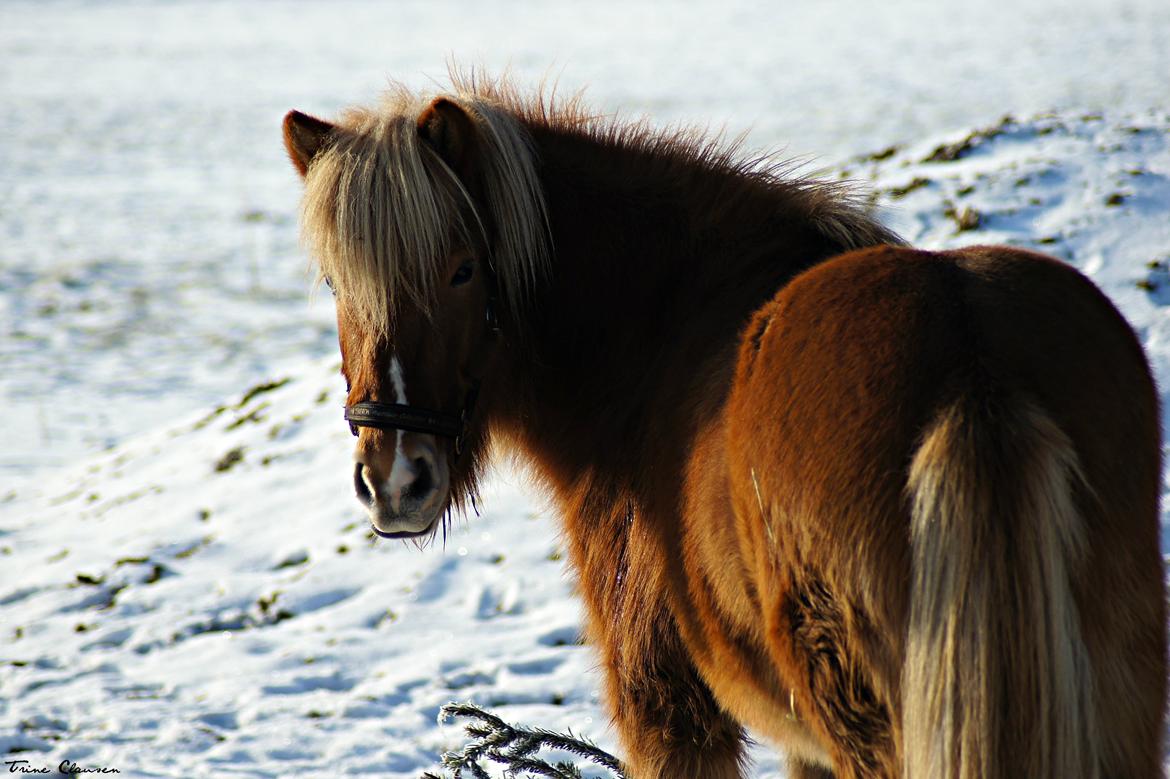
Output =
[{"x1": 3, "y1": 1, "x2": 1170, "y2": 777}]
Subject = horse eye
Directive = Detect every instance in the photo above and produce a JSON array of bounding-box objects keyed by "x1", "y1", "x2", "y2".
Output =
[
  {"x1": 323, "y1": 275, "x2": 335, "y2": 294},
  {"x1": 450, "y1": 261, "x2": 475, "y2": 287}
]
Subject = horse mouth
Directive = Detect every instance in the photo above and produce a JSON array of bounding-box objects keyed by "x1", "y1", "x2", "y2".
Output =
[
  {"x1": 368, "y1": 507, "x2": 441, "y2": 540},
  {"x1": 371, "y1": 522, "x2": 436, "y2": 540},
  {"x1": 362, "y1": 483, "x2": 447, "y2": 541}
]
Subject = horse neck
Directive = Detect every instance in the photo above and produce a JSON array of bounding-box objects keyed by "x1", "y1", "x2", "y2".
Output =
[{"x1": 489, "y1": 126, "x2": 855, "y2": 508}]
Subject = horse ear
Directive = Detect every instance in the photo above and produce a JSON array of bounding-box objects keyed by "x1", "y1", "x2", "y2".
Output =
[
  {"x1": 417, "y1": 97, "x2": 477, "y2": 178},
  {"x1": 283, "y1": 110, "x2": 335, "y2": 177}
]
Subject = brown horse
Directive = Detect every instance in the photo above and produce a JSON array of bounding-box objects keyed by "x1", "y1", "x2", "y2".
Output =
[{"x1": 281, "y1": 75, "x2": 1166, "y2": 778}]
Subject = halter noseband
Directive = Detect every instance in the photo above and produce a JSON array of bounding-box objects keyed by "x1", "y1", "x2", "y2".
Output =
[{"x1": 344, "y1": 383, "x2": 479, "y2": 455}]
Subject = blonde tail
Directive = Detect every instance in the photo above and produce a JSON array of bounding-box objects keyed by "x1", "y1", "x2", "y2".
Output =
[{"x1": 903, "y1": 399, "x2": 1099, "y2": 779}]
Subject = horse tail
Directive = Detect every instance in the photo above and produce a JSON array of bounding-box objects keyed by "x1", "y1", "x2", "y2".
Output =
[{"x1": 903, "y1": 395, "x2": 1099, "y2": 779}]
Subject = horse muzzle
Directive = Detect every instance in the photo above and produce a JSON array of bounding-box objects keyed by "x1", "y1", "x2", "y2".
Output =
[{"x1": 353, "y1": 433, "x2": 448, "y2": 538}]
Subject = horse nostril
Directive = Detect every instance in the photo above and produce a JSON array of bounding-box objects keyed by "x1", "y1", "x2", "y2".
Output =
[
  {"x1": 405, "y1": 456, "x2": 433, "y2": 500},
  {"x1": 354, "y1": 462, "x2": 373, "y2": 505}
]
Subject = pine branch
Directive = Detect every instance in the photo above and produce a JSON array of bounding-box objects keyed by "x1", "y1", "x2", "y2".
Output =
[{"x1": 423, "y1": 701, "x2": 627, "y2": 779}]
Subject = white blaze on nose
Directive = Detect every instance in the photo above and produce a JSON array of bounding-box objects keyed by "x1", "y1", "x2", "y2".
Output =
[
  {"x1": 386, "y1": 356, "x2": 413, "y2": 510},
  {"x1": 389, "y1": 355, "x2": 408, "y2": 405}
]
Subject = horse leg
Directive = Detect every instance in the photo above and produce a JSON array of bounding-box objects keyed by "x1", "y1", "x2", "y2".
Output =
[
  {"x1": 564, "y1": 487, "x2": 749, "y2": 778},
  {"x1": 596, "y1": 604, "x2": 747, "y2": 779},
  {"x1": 775, "y1": 575, "x2": 899, "y2": 779}
]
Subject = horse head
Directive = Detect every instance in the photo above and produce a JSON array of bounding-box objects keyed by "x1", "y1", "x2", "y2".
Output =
[{"x1": 282, "y1": 92, "x2": 545, "y2": 540}]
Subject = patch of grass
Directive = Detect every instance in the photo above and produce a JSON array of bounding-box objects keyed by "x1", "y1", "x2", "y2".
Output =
[
  {"x1": 214, "y1": 447, "x2": 245, "y2": 473},
  {"x1": 274, "y1": 550, "x2": 309, "y2": 569},
  {"x1": 226, "y1": 403, "x2": 269, "y2": 431},
  {"x1": 944, "y1": 204, "x2": 983, "y2": 232},
  {"x1": 193, "y1": 405, "x2": 228, "y2": 431},
  {"x1": 143, "y1": 563, "x2": 169, "y2": 584},
  {"x1": 196, "y1": 726, "x2": 226, "y2": 743},
  {"x1": 924, "y1": 116, "x2": 1016, "y2": 164},
  {"x1": 926, "y1": 138, "x2": 975, "y2": 162},
  {"x1": 236, "y1": 378, "x2": 291, "y2": 409},
  {"x1": 863, "y1": 145, "x2": 900, "y2": 162},
  {"x1": 97, "y1": 583, "x2": 128, "y2": 611},
  {"x1": 886, "y1": 177, "x2": 930, "y2": 199},
  {"x1": 257, "y1": 591, "x2": 282, "y2": 614},
  {"x1": 174, "y1": 536, "x2": 213, "y2": 559}
]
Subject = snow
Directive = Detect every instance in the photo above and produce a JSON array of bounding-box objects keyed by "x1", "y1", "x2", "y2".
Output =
[
  {"x1": 3, "y1": 1, "x2": 1170, "y2": 776},
  {"x1": 2, "y1": 365, "x2": 611, "y2": 776}
]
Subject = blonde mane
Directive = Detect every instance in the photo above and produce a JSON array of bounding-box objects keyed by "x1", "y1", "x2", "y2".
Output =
[
  {"x1": 300, "y1": 78, "x2": 551, "y2": 336},
  {"x1": 300, "y1": 72, "x2": 900, "y2": 337}
]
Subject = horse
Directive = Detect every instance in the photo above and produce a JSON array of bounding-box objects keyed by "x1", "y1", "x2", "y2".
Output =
[{"x1": 281, "y1": 75, "x2": 1166, "y2": 778}]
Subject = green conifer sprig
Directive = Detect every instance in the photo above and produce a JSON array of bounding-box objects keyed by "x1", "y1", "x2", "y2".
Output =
[{"x1": 421, "y1": 702, "x2": 627, "y2": 779}]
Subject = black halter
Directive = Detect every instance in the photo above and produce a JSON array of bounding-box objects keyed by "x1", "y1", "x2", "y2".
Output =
[
  {"x1": 344, "y1": 383, "x2": 479, "y2": 455},
  {"x1": 342, "y1": 274, "x2": 500, "y2": 456}
]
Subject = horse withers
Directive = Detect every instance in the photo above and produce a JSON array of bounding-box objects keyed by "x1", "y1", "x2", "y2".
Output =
[{"x1": 282, "y1": 77, "x2": 1166, "y2": 778}]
